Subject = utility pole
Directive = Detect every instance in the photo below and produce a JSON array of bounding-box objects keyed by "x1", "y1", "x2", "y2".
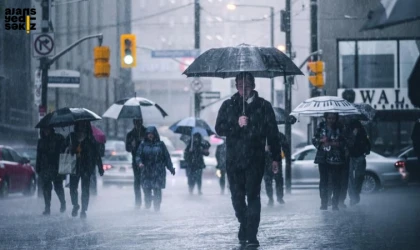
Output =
[
  {"x1": 284, "y1": 0, "x2": 292, "y2": 194},
  {"x1": 40, "y1": 0, "x2": 50, "y2": 117},
  {"x1": 310, "y1": 0, "x2": 318, "y2": 138},
  {"x1": 194, "y1": 0, "x2": 201, "y2": 118},
  {"x1": 270, "y1": 7, "x2": 274, "y2": 105}
]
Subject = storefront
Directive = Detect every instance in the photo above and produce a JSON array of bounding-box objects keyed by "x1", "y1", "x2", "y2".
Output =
[{"x1": 337, "y1": 38, "x2": 420, "y2": 156}]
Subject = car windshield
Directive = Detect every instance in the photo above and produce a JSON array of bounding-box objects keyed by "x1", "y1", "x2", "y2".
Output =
[
  {"x1": 14, "y1": 148, "x2": 37, "y2": 160},
  {"x1": 104, "y1": 154, "x2": 132, "y2": 162}
]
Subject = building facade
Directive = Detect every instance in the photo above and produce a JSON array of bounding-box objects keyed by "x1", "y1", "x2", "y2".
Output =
[
  {"x1": 0, "y1": 0, "x2": 36, "y2": 145},
  {"x1": 45, "y1": 0, "x2": 133, "y2": 139},
  {"x1": 318, "y1": 0, "x2": 420, "y2": 156}
]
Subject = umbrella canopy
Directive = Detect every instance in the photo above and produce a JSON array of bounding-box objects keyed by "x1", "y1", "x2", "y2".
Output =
[
  {"x1": 91, "y1": 125, "x2": 106, "y2": 144},
  {"x1": 353, "y1": 103, "x2": 376, "y2": 121},
  {"x1": 169, "y1": 117, "x2": 215, "y2": 137},
  {"x1": 103, "y1": 97, "x2": 168, "y2": 120},
  {"x1": 273, "y1": 107, "x2": 287, "y2": 124},
  {"x1": 361, "y1": 0, "x2": 420, "y2": 31},
  {"x1": 35, "y1": 107, "x2": 101, "y2": 128},
  {"x1": 408, "y1": 56, "x2": 420, "y2": 108},
  {"x1": 291, "y1": 96, "x2": 361, "y2": 117},
  {"x1": 182, "y1": 44, "x2": 303, "y2": 78}
]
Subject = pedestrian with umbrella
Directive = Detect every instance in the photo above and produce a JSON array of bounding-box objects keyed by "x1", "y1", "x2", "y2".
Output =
[
  {"x1": 103, "y1": 96, "x2": 168, "y2": 208},
  {"x1": 184, "y1": 44, "x2": 303, "y2": 248},
  {"x1": 35, "y1": 126, "x2": 67, "y2": 215},
  {"x1": 184, "y1": 130, "x2": 210, "y2": 195},
  {"x1": 66, "y1": 121, "x2": 104, "y2": 219}
]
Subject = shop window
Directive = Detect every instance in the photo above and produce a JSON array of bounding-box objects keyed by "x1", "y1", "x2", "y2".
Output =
[
  {"x1": 357, "y1": 41, "x2": 397, "y2": 88},
  {"x1": 399, "y1": 40, "x2": 420, "y2": 88},
  {"x1": 339, "y1": 41, "x2": 356, "y2": 88}
]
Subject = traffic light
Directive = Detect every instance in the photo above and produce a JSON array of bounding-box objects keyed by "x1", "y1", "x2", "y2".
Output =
[
  {"x1": 93, "y1": 46, "x2": 111, "y2": 78},
  {"x1": 120, "y1": 34, "x2": 136, "y2": 68},
  {"x1": 307, "y1": 61, "x2": 324, "y2": 88}
]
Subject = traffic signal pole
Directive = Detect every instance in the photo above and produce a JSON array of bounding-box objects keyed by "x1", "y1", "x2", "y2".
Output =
[
  {"x1": 284, "y1": 0, "x2": 292, "y2": 194},
  {"x1": 310, "y1": 0, "x2": 319, "y2": 138},
  {"x1": 40, "y1": 0, "x2": 50, "y2": 115},
  {"x1": 194, "y1": 0, "x2": 201, "y2": 118}
]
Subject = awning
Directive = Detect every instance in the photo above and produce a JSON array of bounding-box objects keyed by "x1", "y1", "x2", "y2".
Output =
[{"x1": 361, "y1": 0, "x2": 420, "y2": 31}]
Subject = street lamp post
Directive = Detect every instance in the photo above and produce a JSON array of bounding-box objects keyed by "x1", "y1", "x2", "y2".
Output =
[{"x1": 227, "y1": 4, "x2": 275, "y2": 105}]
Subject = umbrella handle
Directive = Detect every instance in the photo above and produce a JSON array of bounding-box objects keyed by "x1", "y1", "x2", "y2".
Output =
[{"x1": 242, "y1": 75, "x2": 245, "y2": 116}]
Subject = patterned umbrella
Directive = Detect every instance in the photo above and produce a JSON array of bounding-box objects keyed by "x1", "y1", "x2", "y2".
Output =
[
  {"x1": 103, "y1": 97, "x2": 168, "y2": 120},
  {"x1": 353, "y1": 103, "x2": 376, "y2": 121},
  {"x1": 291, "y1": 96, "x2": 361, "y2": 117}
]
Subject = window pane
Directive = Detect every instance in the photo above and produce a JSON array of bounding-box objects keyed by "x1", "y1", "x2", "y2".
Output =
[
  {"x1": 338, "y1": 41, "x2": 356, "y2": 88},
  {"x1": 370, "y1": 121, "x2": 398, "y2": 156},
  {"x1": 1, "y1": 149, "x2": 13, "y2": 162},
  {"x1": 357, "y1": 41, "x2": 397, "y2": 88},
  {"x1": 399, "y1": 40, "x2": 420, "y2": 88}
]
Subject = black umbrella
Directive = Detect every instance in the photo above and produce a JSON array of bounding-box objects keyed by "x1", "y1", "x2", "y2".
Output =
[
  {"x1": 361, "y1": 0, "x2": 420, "y2": 31},
  {"x1": 182, "y1": 44, "x2": 303, "y2": 78},
  {"x1": 35, "y1": 107, "x2": 102, "y2": 128},
  {"x1": 408, "y1": 56, "x2": 420, "y2": 108},
  {"x1": 273, "y1": 107, "x2": 298, "y2": 125}
]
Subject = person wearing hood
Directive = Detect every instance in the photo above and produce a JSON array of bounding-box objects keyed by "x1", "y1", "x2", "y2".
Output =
[
  {"x1": 66, "y1": 121, "x2": 104, "y2": 219},
  {"x1": 215, "y1": 138, "x2": 227, "y2": 195},
  {"x1": 126, "y1": 118, "x2": 147, "y2": 208},
  {"x1": 215, "y1": 72, "x2": 281, "y2": 248},
  {"x1": 36, "y1": 127, "x2": 66, "y2": 215},
  {"x1": 184, "y1": 132, "x2": 210, "y2": 195},
  {"x1": 135, "y1": 126, "x2": 175, "y2": 211}
]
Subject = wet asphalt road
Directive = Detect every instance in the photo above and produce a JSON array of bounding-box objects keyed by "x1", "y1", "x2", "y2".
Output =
[{"x1": 1, "y1": 173, "x2": 420, "y2": 250}]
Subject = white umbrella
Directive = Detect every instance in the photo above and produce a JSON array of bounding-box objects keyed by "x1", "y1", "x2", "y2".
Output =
[
  {"x1": 103, "y1": 97, "x2": 168, "y2": 120},
  {"x1": 291, "y1": 96, "x2": 361, "y2": 117}
]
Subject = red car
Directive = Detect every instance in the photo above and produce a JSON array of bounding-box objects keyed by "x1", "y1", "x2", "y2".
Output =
[{"x1": 0, "y1": 146, "x2": 37, "y2": 197}]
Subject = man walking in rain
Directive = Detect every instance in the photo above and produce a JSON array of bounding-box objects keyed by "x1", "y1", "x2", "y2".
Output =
[
  {"x1": 126, "y1": 118, "x2": 147, "y2": 208},
  {"x1": 215, "y1": 72, "x2": 281, "y2": 248}
]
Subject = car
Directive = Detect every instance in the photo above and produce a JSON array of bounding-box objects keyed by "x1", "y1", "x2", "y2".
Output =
[
  {"x1": 394, "y1": 147, "x2": 419, "y2": 182},
  {"x1": 104, "y1": 140, "x2": 126, "y2": 156},
  {"x1": 0, "y1": 146, "x2": 37, "y2": 197},
  {"x1": 284, "y1": 145, "x2": 406, "y2": 193},
  {"x1": 102, "y1": 153, "x2": 134, "y2": 186},
  {"x1": 13, "y1": 146, "x2": 37, "y2": 166}
]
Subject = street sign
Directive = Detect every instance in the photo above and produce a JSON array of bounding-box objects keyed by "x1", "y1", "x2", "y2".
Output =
[
  {"x1": 201, "y1": 91, "x2": 221, "y2": 99},
  {"x1": 151, "y1": 49, "x2": 200, "y2": 58},
  {"x1": 32, "y1": 32, "x2": 55, "y2": 58},
  {"x1": 34, "y1": 69, "x2": 42, "y2": 106},
  {"x1": 48, "y1": 70, "x2": 80, "y2": 88}
]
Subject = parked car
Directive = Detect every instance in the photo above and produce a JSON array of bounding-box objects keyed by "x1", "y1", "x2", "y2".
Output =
[
  {"x1": 102, "y1": 153, "x2": 134, "y2": 186},
  {"x1": 0, "y1": 146, "x2": 37, "y2": 197},
  {"x1": 284, "y1": 145, "x2": 406, "y2": 193},
  {"x1": 394, "y1": 147, "x2": 419, "y2": 182}
]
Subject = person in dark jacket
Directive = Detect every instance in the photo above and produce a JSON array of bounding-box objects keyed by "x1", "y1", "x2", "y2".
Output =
[
  {"x1": 36, "y1": 127, "x2": 66, "y2": 215},
  {"x1": 184, "y1": 132, "x2": 210, "y2": 195},
  {"x1": 66, "y1": 121, "x2": 104, "y2": 219},
  {"x1": 346, "y1": 119, "x2": 370, "y2": 206},
  {"x1": 312, "y1": 112, "x2": 346, "y2": 211},
  {"x1": 126, "y1": 118, "x2": 147, "y2": 208},
  {"x1": 264, "y1": 131, "x2": 289, "y2": 206},
  {"x1": 215, "y1": 72, "x2": 281, "y2": 248},
  {"x1": 215, "y1": 139, "x2": 227, "y2": 195},
  {"x1": 135, "y1": 126, "x2": 175, "y2": 211}
]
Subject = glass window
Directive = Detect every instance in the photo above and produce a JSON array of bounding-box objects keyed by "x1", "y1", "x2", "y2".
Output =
[
  {"x1": 357, "y1": 41, "x2": 397, "y2": 88},
  {"x1": 339, "y1": 41, "x2": 356, "y2": 88},
  {"x1": 297, "y1": 150, "x2": 316, "y2": 161},
  {"x1": 370, "y1": 121, "x2": 399, "y2": 156},
  {"x1": 399, "y1": 40, "x2": 420, "y2": 88},
  {"x1": 8, "y1": 149, "x2": 22, "y2": 162},
  {"x1": 1, "y1": 149, "x2": 14, "y2": 162}
]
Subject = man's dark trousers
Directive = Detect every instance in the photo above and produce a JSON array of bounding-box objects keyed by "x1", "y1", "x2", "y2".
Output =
[
  {"x1": 69, "y1": 172, "x2": 91, "y2": 212},
  {"x1": 42, "y1": 176, "x2": 65, "y2": 210},
  {"x1": 227, "y1": 165, "x2": 265, "y2": 241},
  {"x1": 133, "y1": 165, "x2": 142, "y2": 206}
]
